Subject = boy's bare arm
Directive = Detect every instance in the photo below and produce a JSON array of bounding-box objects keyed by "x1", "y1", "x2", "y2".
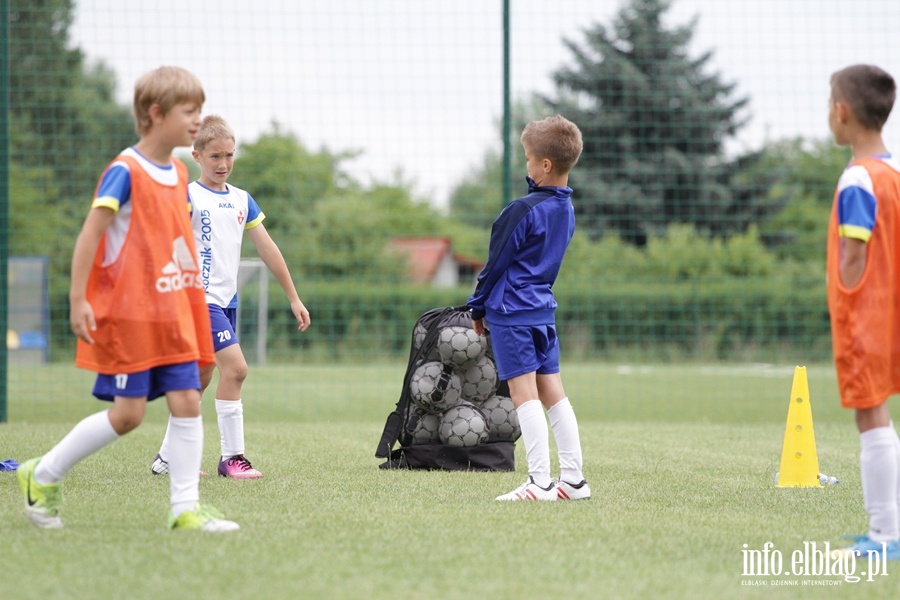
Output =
[
  {"x1": 69, "y1": 207, "x2": 116, "y2": 344},
  {"x1": 839, "y1": 237, "x2": 867, "y2": 288},
  {"x1": 246, "y1": 223, "x2": 310, "y2": 331}
]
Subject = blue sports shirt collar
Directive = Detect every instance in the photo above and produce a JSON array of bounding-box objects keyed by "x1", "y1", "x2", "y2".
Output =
[{"x1": 526, "y1": 176, "x2": 573, "y2": 196}]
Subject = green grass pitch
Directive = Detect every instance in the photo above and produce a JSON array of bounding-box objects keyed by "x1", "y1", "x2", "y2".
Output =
[{"x1": 1, "y1": 363, "x2": 897, "y2": 599}]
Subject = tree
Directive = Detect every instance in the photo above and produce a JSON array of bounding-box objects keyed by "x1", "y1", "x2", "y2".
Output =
[
  {"x1": 447, "y1": 147, "x2": 506, "y2": 230},
  {"x1": 447, "y1": 98, "x2": 543, "y2": 228},
  {"x1": 9, "y1": 0, "x2": 136, "y2": 348},
  {"x1": 229, "y1": 122, "x2": 351, "y2": 220},
  {"x1": 231, "y1": 125, "x2": 449, "y2": 282},
  {"x1": 755, "y1": 137, "x2": 849, "y2": 263},
  {"x1": 9, "y1": 1, "x2": 133, "y2": 206},
  {"x1": 544, "y1": 0, "x2": 767, "y2": 244}
]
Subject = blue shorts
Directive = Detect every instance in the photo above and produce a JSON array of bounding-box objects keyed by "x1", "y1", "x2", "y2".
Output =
[
  {"x1": 209, "y1": 304, "x2": 239, "y2": 352},
  {"x1": 92, "y1": 361, "x2": 201, "y2": 402},
  {"x1": 489, "y1": 323, "x2": 560, "y2": 381}
]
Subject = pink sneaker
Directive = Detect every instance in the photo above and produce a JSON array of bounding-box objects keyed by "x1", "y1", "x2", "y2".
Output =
[{"x1": 217, "y1": 454, "x2": 263, "y2": 479}]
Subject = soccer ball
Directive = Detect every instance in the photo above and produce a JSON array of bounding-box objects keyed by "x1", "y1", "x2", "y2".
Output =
[
  {"x1": 481, "y1": 395, "x2": 520, "y2": 442},
  {"x1": 409, "y1": 361, "x2": 462, "y2": 414},
  {"x1": 412, "y1": 322, "x2": 439, "y2": 361},
  {"x1": 459, "y1": 354, "x2": 498, "y2": 404},
  {"x1": 413, "y1": 322, "x2": 428, "y2": 349},
  {"x1": 437, "y1": 326, "x2": 485, "y2": 368},
  {"x1": 439, "y1": 401, "x2": 490, "y2": 447},
  {"x1": 407, "y1": 408, "x2": 441, "y2": 445}
]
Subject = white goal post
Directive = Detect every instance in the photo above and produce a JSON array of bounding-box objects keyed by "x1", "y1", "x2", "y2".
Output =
[{"x1": 237, "y1": 258, "x2": 270, "y2": 365}]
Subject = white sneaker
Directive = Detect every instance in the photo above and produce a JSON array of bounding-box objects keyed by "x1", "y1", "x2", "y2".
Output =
[
  {"x1": 169, "y1": 504, "x2": 240, "y2": 532},
  {"x1": 151, "y1": 454, "x2": 168, "y2": 475},
  {"x1": 18, "y1": 457, "x2": 64, "y2": 529},
  {"x1": 495, "y1": 476, "x2": 557, "y2": 501},
  {"x1": 151, "y1": 454, "x2": 205, "y2": 477},
  {"x1": 556, "y1": 479, "x2": 591, "y2": 500}
]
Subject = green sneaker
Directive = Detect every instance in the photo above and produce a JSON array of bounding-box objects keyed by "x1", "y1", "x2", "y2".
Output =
[
  {"x1": 17, "y1": 457, "x2": 63, "y2": 529},
  {"x1": 168, "y1": 504, "x2": 240, "y2": 532}
]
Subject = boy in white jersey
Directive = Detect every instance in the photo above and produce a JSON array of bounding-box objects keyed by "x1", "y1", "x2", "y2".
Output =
[{"x1": 151, "y1": 115, "x2": 310, "y2": 479}]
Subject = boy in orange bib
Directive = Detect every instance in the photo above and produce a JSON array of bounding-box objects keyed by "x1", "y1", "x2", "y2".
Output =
[
  {"x1": 826, "y1": 64, "x2": 900, "y2": 559},
  {"x1": 17, "y1": 66, "x2": 238, "y2": 532}
]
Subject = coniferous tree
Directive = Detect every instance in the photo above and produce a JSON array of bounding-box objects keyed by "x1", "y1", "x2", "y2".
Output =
[
  {"x1": 544, "y1": 0, "x2": 771, "y2": 244},
  {"x1": 9, "y1": 0, "x2": 142, "y2": 346}
]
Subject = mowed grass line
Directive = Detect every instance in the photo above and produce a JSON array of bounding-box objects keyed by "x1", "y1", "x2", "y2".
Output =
[
  {"x1": 2, "y1": 362, "x2": 891, "y2": 599},
  {"x1": 7, "y1": 361, "x2": 848, "y2": 425}
]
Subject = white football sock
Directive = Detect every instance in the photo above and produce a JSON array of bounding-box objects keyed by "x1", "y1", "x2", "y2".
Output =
[
  {"x1": 157, "y1": 416, "x2": 173, "y2": 463},
  {"x1": 860, "y1": 426, "x2": 900, "y2": 542},
  {"x1": 548, "y1": 397, "x2": 585, "y2": 484},
  {"x1": 516, "y1": 399, "x2": 552, "y2": 488},
  {"x1": 34, "y1": 410, "x2": 120, "y2": 484},
  {"x1": 159, "y1": 401, "x2": 204, "y2": 463},
  {"x1": 891, "y1": 423, "x2": 900, "y2": 521},
  {"x1": 216, "y1": 399, "x2": 245, "y2": 459},
  {"x1": 167, "y1": 415, "x2": 203, "y2": 517}
]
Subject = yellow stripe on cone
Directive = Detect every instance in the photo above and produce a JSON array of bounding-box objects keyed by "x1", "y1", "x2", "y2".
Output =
[{"x1": 776, "y1": 366, "x2": 821, "y2": 487}]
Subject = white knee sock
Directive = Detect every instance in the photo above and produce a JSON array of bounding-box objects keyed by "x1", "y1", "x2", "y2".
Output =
[
  {"x1": 548, "y1": 397, "x2": 585, "y2": 484},
  {"x1": 516, "y1": 399, "x2": 551, "y2": 488},
  {"x1": 157, "y1": 416, "x2": 173, "y2": 462},
  {"x1": 860, "y1": 426, "x2": 900, "y2": 542},
  {"x1": 167, "y1": 415, "x2": 203, "y2": 517},
  {"x1": 35, "y1": 410, "x2": 120, "y2": 484},
  {"x1": 216, "y1": 399, "x2": 245, "y2": 459},
  {"x1": 891, "y1": 423, "x2": 900, "y2": 522}
]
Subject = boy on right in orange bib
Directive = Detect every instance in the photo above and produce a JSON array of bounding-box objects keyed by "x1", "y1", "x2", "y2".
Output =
[{"x1": 826, "y1": 64, "x2": 900, "y2": 559}]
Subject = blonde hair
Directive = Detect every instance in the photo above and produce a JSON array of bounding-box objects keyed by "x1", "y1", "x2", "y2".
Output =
[
  {"x1": 831, "y1": 64, "x2": 896, "y2": 131},
  {"x1": 520, "y1": 115, "x2": 583, "y2": 173},
  {"x1": 133, "y1": 66, "x2": 205, "y2": 136},
  {"x1": 193, "y1": 115, "x2": 235, "y2": 153}
]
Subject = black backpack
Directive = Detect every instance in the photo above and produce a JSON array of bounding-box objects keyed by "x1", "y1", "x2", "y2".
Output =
[{"x1": 375, "y1": 305, "x2": 516, "y2": 471}]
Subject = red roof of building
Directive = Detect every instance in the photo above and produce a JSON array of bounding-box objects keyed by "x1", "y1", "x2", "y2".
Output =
[{"x1": 389, "y1": 236, "x2": 483, "y2": 284}]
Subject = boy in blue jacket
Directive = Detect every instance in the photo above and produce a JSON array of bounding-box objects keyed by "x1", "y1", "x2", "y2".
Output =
[{"x1": 468, "y1": 115, "x2": 589, "y2": 501}]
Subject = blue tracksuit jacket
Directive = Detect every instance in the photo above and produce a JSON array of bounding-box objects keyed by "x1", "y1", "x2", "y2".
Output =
[{"x1": 467, "y1": 177, "x2": 575, "y2": 327}]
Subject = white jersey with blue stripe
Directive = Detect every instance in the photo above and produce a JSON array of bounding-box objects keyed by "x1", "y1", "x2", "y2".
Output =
[{"x1": 189, "y1": 181, "x2": 264, "y2": 308}]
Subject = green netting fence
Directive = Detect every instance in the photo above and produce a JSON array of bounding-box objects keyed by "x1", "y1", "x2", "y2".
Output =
[{"x1": 3, "y1": 0, "x2": 900, "y2": 421}]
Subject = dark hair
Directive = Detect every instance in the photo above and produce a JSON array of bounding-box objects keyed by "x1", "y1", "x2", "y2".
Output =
[{"x1": 831, "y1": 64, "x2": 896, "y2": 131}]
